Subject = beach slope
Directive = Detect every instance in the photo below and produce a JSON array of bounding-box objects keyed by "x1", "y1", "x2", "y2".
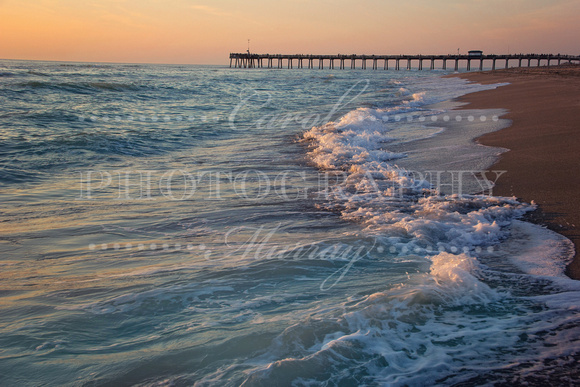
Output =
[{"x1": 447, "y1": 65, "x2": 580, "y2": 279}]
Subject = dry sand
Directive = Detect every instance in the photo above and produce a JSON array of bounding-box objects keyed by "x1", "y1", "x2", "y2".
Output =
[{"x1": 447, "y1": 64, "x2": 580, "y2": 280}]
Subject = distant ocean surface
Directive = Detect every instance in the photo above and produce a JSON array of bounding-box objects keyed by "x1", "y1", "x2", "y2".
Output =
[{"x1": 1, "y1": 60, "x2": 579, "y2": 386}]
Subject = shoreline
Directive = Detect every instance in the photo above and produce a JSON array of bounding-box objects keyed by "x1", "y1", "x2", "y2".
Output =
[{"x1": 445, "y1": 65, "x2": 580, "y2": 280}]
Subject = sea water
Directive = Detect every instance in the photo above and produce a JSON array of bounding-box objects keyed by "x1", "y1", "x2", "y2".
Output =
[{"x1": 0, "y1": 60, "x2": 578, "y2": 386}]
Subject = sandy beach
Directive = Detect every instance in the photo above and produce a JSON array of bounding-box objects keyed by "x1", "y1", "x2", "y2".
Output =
[{"x1": 447, "y1": 65, "x2": 580, "y2": 279}]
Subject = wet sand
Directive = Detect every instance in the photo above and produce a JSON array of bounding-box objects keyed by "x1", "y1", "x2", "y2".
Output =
[{"x1": 447, "y1": 64, "x2": 580, "y2": 279}]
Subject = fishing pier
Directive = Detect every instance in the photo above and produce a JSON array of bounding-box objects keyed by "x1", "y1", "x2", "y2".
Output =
[{"x1": 229, "y1": 53, "x2": 580, "y2": 71}]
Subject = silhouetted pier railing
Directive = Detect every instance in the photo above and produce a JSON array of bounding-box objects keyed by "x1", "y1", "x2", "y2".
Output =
[{"x1": 229, "y1": 53, "x2": 580, "y2": 70}]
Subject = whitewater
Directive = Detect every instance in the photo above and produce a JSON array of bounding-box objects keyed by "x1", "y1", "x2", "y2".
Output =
[{"x1": 0, "y1": 60, "x2": 578, "y2": 386}]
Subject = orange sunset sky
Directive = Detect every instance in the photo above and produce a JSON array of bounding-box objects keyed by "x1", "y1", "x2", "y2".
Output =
[{"x1": 1, "y1": 0, "x2": 579, "y2": 65}]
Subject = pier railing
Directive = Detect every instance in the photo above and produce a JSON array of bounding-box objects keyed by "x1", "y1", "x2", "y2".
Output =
[{"x1": 229, "y1": 53, "x2": 580, "y2": 70}]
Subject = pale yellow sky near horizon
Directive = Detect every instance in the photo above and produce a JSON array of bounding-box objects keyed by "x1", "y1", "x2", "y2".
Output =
[{"x1": 1, "y1": 0, "x2": 579, "y2": 64}]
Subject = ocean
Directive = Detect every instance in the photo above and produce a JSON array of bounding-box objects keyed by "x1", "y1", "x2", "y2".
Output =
[{"x1": 0, "y1": 60, "x2": 579, "y2": 386}]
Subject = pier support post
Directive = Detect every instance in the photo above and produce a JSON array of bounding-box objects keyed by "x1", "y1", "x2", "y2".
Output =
[
  {"x1": 479, "y1": 58, "x2": 483, "y2": 70},
  {"x1": 467, "y1": 58, "x2": 470, "y2": 71},
  {"x1": 430, "y1": 58, "x2": 434, "y2": 70},
  {"x1": 505, "y1": 58, "x2": 509, "y2": 69},
  {"x1": 454, "y1": 59, "x2": 458, "y2": 71},
  {"x1": 396, "y1": 59, "x2": 400, "y2": 70}
]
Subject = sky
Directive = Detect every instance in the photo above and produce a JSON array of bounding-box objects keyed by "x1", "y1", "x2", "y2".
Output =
[{"x1": 1, "y1": 0, "x2": 579, "y2": 64}]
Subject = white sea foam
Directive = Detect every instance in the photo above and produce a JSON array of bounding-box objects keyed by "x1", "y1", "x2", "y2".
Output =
[
  {"x1": 302, "y1": 77, "x2": 578, "y2": 288},
  {"x1": 303, "y1": 80, "x2": 535, "y2": 256},
  {"x1": 505, "y1": 220, "x2": 575, "y2": 278},
  {"x1": 239, "y1": 247, "x2": 580, "y2": 386},
  {"x1": 303, "y1": 107, "x2": 406, "y2": 170},
  {"x1": 248, "y1": 75, "x2": 580, "y2": 385}
]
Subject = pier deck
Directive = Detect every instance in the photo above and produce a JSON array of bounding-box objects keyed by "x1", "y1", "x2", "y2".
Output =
[{"x1": 229, "y1": 53, "x2": 580, "y2": 70}]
